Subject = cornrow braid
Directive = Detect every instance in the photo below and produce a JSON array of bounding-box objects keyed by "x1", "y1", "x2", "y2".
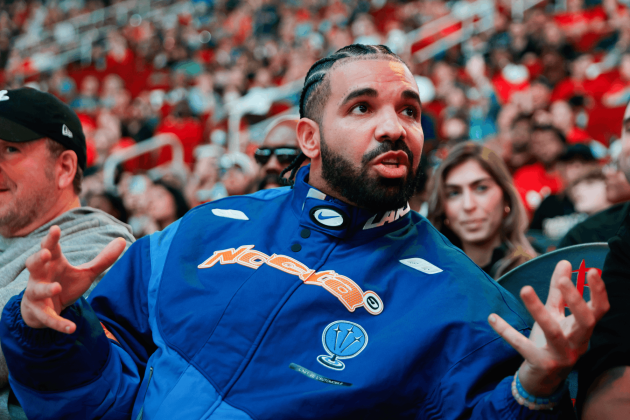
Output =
[
  {"x1": 299, "y1": 44, "x2": 404, "y2": 122},
  {"x1": 280, "y1": 152, "x2": 308, "y2": 186},
  {"x1": 285, "y1": 44, "x2": 408, "y2": 186}
]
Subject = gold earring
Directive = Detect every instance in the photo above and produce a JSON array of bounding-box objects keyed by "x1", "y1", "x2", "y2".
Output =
[{"x1": 505, "y1": 206, "x2": 511, "y2": 214}]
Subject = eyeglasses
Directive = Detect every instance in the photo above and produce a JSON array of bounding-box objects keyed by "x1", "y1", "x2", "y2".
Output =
[{"x1": 254, "y1": 147, "x2": 299, "y2": 165}]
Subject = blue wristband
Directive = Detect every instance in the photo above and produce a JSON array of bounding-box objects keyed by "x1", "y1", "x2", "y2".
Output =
[{"x1": 512, "y1": 371, "x2": 568, "y2": 410}]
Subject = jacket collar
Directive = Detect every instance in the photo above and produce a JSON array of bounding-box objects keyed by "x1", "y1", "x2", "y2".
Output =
[{"x1": 290, "y1": 165, "x2": 412, "y2": 240}]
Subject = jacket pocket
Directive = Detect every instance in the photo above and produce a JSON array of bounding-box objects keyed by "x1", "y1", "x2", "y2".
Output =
[{"x1": 135, "y1": 366, "x2": 154, "y2": 420}]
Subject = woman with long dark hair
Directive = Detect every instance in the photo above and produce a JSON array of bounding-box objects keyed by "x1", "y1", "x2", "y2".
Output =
[{"x1": 428, "y1": 142, "x2": 536, "y2": 278}]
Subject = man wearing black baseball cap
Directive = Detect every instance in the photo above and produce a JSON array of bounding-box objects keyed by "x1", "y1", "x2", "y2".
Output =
[{"x1": 0, "y1": 88, "x2": 134, "y2": 398}]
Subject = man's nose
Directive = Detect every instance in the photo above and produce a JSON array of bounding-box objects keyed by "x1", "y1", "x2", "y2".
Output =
[
  {"x1": 374, "y1": 108, "x2": 405, "y2": 142},
  {"x1": 263, "y1": 154, "x2": 283, "y2": 173}
]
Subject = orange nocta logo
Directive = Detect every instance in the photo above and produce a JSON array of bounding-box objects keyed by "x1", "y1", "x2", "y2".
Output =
[{"x1": 198, "y1": 245, "x2": 384, "y2": 315}]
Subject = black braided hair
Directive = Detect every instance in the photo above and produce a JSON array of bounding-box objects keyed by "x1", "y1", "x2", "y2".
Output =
[
  {"x1": 282, "y1": 44, "x2": 407, "y2": 186},
  {"x1": 280, "y1": 152, "x2": 308, "y2": 186}
]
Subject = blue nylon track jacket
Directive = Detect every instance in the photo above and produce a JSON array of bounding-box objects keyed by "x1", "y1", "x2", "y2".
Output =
[{"x1": 0, "y1": 166, "x2": 572, "y2": 419}]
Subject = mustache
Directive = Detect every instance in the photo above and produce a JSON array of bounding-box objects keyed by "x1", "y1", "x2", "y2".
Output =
[{"x1": 361, "y1": 137, "x2": 414, "y2": 166}]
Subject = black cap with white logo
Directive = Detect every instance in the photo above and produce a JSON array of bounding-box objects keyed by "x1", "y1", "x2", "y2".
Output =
[{"x1": 0, "y1": 88, "x2": 87, "y2": 170}]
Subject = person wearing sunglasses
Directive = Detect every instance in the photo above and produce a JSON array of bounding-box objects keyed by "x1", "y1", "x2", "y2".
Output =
[{"x1": 255, "y1": 115, "x2": 305, "y2": 189}]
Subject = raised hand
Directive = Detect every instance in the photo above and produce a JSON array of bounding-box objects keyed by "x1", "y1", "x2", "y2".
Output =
[
  {"x1": 489, "y1": 260, "x2": 610, "y2": 396},
  {"x1": 21, "y1": 225, "x2": 126, "y2": 334}
]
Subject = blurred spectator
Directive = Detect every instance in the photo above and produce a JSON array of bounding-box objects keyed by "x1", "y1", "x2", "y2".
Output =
[
  {"x1": 220, "y1": 152, "x2": 257, "y2": 196},
  {"x1": 155, "y1": 101, "x2": 203, "y2": 166},
  {"x1": 464, "y1": 55, "x2": 501, "y2": 141},
  {"x1": 254, "y1": 114, "x2": 301, "y2": 190},
  {"x1": 559, "y1": 101, "x2": 630, "y2": 248},
  {"x1": 428, "y1": 142, "x2": 535, "y2": 279},
  {"x1": 188, "y1": 73, "x2": 219, "y2": 117},
  {"x1": 70, "y1": 76, "x2": 100, "y2": 116},
  {"x1": 602, "y1": 52, "x2": 630, "y2": 108},
  {"x1": 530, "y1": 143, "x2": 599, "y2": 239},
  {"x1": 551, "y1": 54, "x2": 599, "y2": 103},
  {"x1": 186, "y1": 144, "x2": 224, "y2": 207},
  {"x1": 604, "y1": 141, "x2": 630, "y2": 206},
  {"x1": 441, "y1": 114, "x2": 469, "y2": 144},
  {"x1": 145, "y1": 179, "x2": 189, "y2": 232},
  {"x1": 513, "y1": 125, "x2": 567, "y2": 218},
  {"x1": 550, "y1": 100, "x2": 594, "y2": 144},
  {"x1": 553, "y1": 0, "x2": 609, "y2": 52},
  {"x1": 506, "y1": 113, "x2": 535, "y2": 172},
  {"x1": 85, "y1": 191, "x2": 129, "y2": 224},
  {"x1": 569, "y1": 168, "x2": 612, "y2": 216}
]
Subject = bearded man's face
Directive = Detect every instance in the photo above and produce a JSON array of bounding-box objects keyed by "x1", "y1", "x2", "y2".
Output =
[
  {"x1": 311, "y1": 58, "x2": 425, "y2": 212},
  {"x1": 320, "y1": 132, "x2": 422, "y2": 212}
]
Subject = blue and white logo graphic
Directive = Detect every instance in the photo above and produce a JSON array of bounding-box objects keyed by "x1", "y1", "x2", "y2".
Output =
[
  {"x1": 317, "y1": 321, "x2": 368, "y2": 371},
  {"x1": 313, "y1": 208, "x2": 344, "y2": 227}
]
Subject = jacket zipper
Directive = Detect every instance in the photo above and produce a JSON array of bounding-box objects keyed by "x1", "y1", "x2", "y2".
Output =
[{"x1": 135, "y1": 366, "x2": 154, "y2": 420}]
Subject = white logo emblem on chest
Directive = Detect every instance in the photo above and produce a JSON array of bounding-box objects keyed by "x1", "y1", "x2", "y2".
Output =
[
  {"x1": 211, "y1": 209, "x2": 249, "y2": 220},
  {"x1": 399, "y1": 258, "x2": 443, "y2": 274},
  {"x1": 0, "y1": 90, "x2": 9, "y2": 101},
  {"x1": 313, "y1": 209, "x2": 344, "y2": 227}
]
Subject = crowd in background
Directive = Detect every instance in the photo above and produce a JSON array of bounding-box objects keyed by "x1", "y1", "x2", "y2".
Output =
[{"x1": 2, "y1": 0, "x2": 630, "y2": 271}]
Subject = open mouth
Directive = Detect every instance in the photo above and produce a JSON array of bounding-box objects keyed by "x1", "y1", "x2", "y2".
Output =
[
  {"x1": 374, "y1": 151, "x2": 409, "y2": 167},
  {"x1": 371, "y1": 151, "x2": 410, "y2": 178},
  {"x1": 381, "y1": 159, "x2": 401, "y2": 167}
]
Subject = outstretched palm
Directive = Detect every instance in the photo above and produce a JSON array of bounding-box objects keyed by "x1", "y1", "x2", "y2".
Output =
[
  {"x1": 21, "y1": 225, "x2": 126, "y2": 334},
  {"x1": 490, "y1": 260, "x2": 610, "y2": 396}
]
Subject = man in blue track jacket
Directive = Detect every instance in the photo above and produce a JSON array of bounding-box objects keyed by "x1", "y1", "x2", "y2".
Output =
[{"x1": 0, "y1": 45, "x2": 610, "y2": 419}]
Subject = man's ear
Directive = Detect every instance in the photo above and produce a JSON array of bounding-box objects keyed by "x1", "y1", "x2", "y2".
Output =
[
  {"x1": 56, "y1": 150, "x2": 78, "y2": 190},
  {"x1": 297, "y1": 118, "x2": 321, "y2": 160}
]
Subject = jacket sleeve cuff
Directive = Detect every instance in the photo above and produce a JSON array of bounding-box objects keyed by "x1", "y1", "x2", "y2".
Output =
[
  {"x1": 0, "y1": 292, "x2": 111, "y2": 392},
  {"x1": 495, "y1": 376, "x2": 566, "y2": 419}
]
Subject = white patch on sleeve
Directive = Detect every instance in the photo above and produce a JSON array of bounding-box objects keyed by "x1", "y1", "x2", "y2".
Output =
[
  {"x1": 399, "y1": 258, "x2": 443, "y2": 274},
  {"x1": 211, "y1": 209, "x2": 249, "y2": 220}
]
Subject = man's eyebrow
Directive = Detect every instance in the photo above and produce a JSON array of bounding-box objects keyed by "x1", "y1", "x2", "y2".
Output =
[
  {"x1": 340, "y1": 88, "x2": 378, "y2": 107},
  {"x1": 402, "y1": 90, "x2": 422, "y2": 107}
]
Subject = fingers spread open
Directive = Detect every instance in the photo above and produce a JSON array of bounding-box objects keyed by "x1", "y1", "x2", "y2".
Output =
[
  {"x1": 489, "y1": 313, "x2": 537, "y2": 361},
  {"x1": 559, "y1": 276, "x2": 595, "y2": 331},
  {"x1": 82, "y1": 238, "x2": 126, "y2": 278},
  {"x1": 27, "y1": 282, "x2": 62, "y2": 301},
  {"x1": 25, "y1": 249, "x2": 52, "y2": 280},
  {"x1": 40, "y1": 226, "x2": 62, "y2": 259},
  {"x1": 546, "y1": 260, "x2": 572, "y2": 310},
  {"x1": 35, "y1": 306, "x2": 76, "y2": 334},
  {"x1": 586, "y1": 269, "x2": 610, "y2": 321},
  {"x1": 521, "y1": 285, "x2": 567, "y2": 350}
]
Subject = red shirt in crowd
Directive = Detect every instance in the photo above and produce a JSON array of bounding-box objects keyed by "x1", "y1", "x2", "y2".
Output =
[
  {"x1": 154, "y1": 116, "x2": 203, "y2": 167},
  {"x1": 566, "y1": 126, "x2": 593, "y2": 144},
  {"x1": 553, "y1": 5, "x2": 608, "y2": 52},
  {"x1": 513, "y1": 162, "x2": 564, "y2": 219},
  {"x1": 550, "y1": 73, "x2": 611, "y2": 104}
]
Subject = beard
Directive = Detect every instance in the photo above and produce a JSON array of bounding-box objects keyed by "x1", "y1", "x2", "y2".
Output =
[
  {"x1": 0, "y1": 165, "x2": 55, "y2": 237},
  {"x1": 320, "y1": 133, "x2": 423, "y2": 213}
]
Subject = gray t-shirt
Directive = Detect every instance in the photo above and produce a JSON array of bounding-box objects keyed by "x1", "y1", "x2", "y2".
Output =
[{"x1": 0, "y1": 207, "x2": 135, "y2": 388}]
